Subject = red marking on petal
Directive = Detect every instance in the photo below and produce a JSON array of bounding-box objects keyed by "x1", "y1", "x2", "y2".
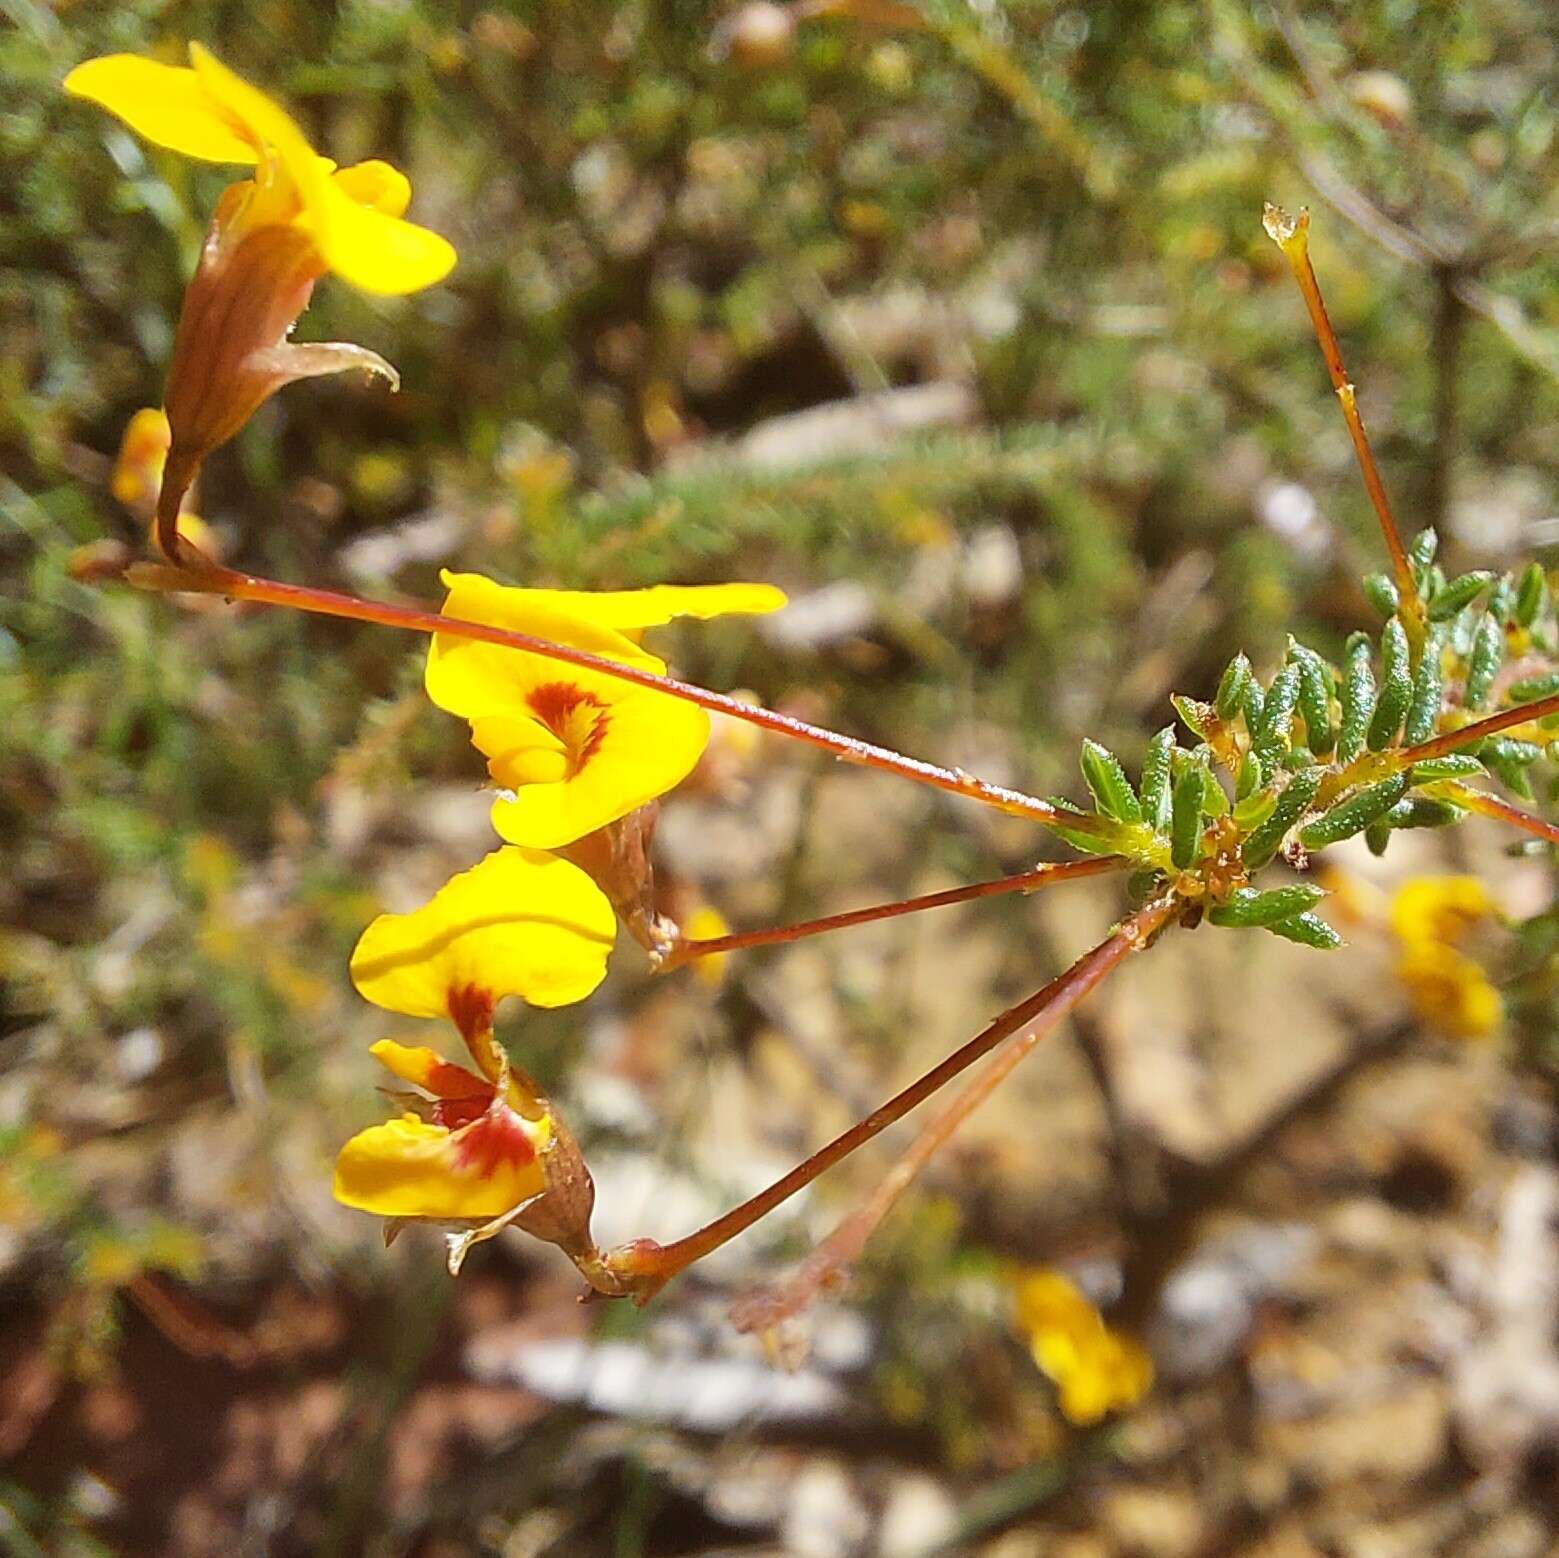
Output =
[
  {"x1": 432, "y1": 1092, "x2": 495, "y2": 1130},
  {"x1": 526, "y1": 681, "x2": 611, "y2": 775},
  {"x1": 450, "y1": 1106, "x2": 538, "y2": 1179},
  {"x1": 446, "y1": 983, "x2": 495, "y2": 1042}
]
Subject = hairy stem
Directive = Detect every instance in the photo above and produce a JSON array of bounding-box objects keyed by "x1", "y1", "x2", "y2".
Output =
[
  {"x1": 664, "y1": 856, "x2": 1127, "y2": 969},
  {"x1": 1263, "y1": 204, "x2": 1425, "y2": 645},
  {"x1": 123, "y1": 558, "x2": 1120, "y2": 839},
  {"x1": 604, "y1": 893, "x2": 1179, "y2": 1304}
]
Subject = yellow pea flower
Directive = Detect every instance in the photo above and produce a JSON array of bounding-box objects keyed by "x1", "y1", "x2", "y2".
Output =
[
  {"x1": 348, "y1": 844, "x2": 616, "y2": 1029},
  {"x1": 1389, "y1": 875, "x2": 1497, "y2": 950},
  {"x1": 334, "y1": 846, "x2": 615, "y2": 1254},
  {"x1": 1394, "y1": 939, "x2": 1502, "y2": 1040},
  {"x1": 425, "y1": 570, "x2": 786, "y2": 849},
  {"x1": 1013, "y1": 1268, "x2": 1153, "y2": 1426},
  {"x1": 1387, "y1": 875, "x2": 1503, "y2": 1040},
  {"x1": 111, "y1": 406, "x2": 216, "y2": 555},
  {"x1": 65, "y1": 45, "x2": 455, "y2": 552}
]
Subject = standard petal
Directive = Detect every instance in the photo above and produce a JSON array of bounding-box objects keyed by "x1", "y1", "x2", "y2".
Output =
[
  {"x1": 426, "y1": 571, "x2": 664, "y2": 721},
  {"x1": 187, "y1": 43, "x2": 323, "y2": 196},
  {"x1": 349, "y1": 846, "x2": 616, "y2": 1022},
  {"x1": 333, "y1": 1111, "x2": 547, "y2": 1220},
  {"x1": 512, "y1": 582, "x2": 789, "y2": 633},
  {"x1": 64, "y1": 54, "x2": 258, "y2": 164}
]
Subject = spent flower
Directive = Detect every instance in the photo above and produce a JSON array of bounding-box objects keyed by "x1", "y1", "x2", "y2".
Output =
[{"x1": 65, "y1": 44, "x2": 455, "y2": 556}]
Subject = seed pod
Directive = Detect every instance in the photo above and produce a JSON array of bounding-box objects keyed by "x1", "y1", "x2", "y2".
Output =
[
  {"x1": 1362, "y1": 573, "x2": 1399, "y2": 617},
  {"x1": 1507, "y1": 671, "x2": 1559, "y2": 704},
  {"x1": 1402, "y1": 627, "x2": 1445, "y2": 745},
  {"x1": 1408, "y1": 527, "x2": 1438, "y2": 569},
  {"x1": 1407, "y1": 754, "x2": 1484, "y2": 783},
  {"x1": 1298, "y1": 772, "x2": 1409, "y2": 849},
  {"x1": 1208, "y1": 883, "x2": 1327, "y2": 928},
  {"x1": 1463, "y1": 613, "x2": 1503, "y2": 711},
  {"x1": 1264, "y1": 912, "x2": 1342, "y2": 950},
  {"x1": 1080, "y1": 739, "x2": 1142, "y2": 823},
  {"x1": 1215, "y1": 653, "x2": 1253, "y2": 721},
  {"x1": 1515, "y1": 561, "x2": 1548, "y2": 629},
  {"x1": 1428, "y1": 570, "x2": 1494, "y2": 621},
  {"x1": 1254, "y1": 663, "x2": 1301, "y2": 761},
  {"x1": 1337, "y1": 634, "x2": 1377, "y2": 766},
  {"x1": 1139, "y1": 725, "x2": 1175, "y2": 832},
  {"x1": 1170, "y1": 760, "x2": 1207, "y2": 870},
  {"x1": 1291, "y1": 646, "x2": 1336, "y2": 756},
  {"x1": 1366, "y1": 616, "x2": 1411, "y2": 751},
  {"x1": 1241, "y1": 765, "x2": 1322, "y2": 870}
]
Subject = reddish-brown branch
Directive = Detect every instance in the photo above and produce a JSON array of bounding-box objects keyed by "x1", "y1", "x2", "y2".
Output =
[
  {"x1": 1263, "y1": 205, "x2": 1424, "y2": 640},
  {"x1": 124, "y1": 558, "x2": 1106, "y2": 835},
  {"x1": 1394, "y1": 690, "x2": 1559, "y2": 764},
  {"x1": 664, "y1": 856, "x2": 1127, "y2": 969},
  {"x1": 603, "y1": 893, "x2": 1179, "y2": 1304},
  {"x1": 1445, "y1": 784, "x2": 1559, "y2": 847}
]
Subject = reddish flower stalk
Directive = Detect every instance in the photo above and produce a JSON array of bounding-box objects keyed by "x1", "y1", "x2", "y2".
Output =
[
  {"x1": 663, "y1": 856, "x2": 1128, "y2": 968},
  {"x1": 126, "y1": 557, "x2": 1118, "y2": 837},
  {"x1": 1443, "y1": 784, "x2": 1559, "y2": 848},
  {"x1": 1263, "y1": 205, "x2": 1425, "y2": 644},
  {"x1": 1393, "y1": 690, "x2": 1559, "y2": 765},
  {"x1": 601, "y1": 892, "x2": 1179, "y2": 1304}
]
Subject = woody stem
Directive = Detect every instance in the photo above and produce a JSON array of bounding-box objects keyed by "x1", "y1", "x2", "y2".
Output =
[
  {"x1": 604, "y1": 893, "x2": 1178, "y2": 1301},
  {"x1": 123, "y1": 558, "x2": 1113, "y2": 838},
  {"x1": 663, "y1": 856, "x2": 1127, "y2": 968}
]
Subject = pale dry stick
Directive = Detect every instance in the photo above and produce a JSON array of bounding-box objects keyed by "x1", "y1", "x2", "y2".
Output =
[
  {"x1": 663, "y1": 856, "x2": 1127, "y2": 969},
  {"x1": 1263, "y1": 203, "x2": 1426, "y2": 643},
  {"x1": 124, "y1": 558, "x2": 1128, "y2": 841},
  {"x1": 725, "y1": 892, "x2": 1179, "y2": 1330}
]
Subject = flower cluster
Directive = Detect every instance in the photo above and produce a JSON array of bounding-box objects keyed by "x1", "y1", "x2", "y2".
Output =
[
  {"x1": 68, "y1": 45, "x2": 785, "y2": 1278},
  {"x1": 334, "y1": 572, "x2": 780, "y2": 1268}
]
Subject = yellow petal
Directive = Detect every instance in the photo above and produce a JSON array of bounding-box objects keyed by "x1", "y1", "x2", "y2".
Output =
[
  {"x1": 332, "y1": 159, "x2": 411, "y2": 217},
  {"x1": 349, "y1": 846, "x2": 615, "y2": 1022},
  {"x1": 369, "y1": 1039, "x2": 487, "y2": 1097},
  {"x1": 500, "y1": 581, "x2": 789, "y2": 635},
  {"x1": 307, "y1": 170, "x2": 457, "y2": 295},
  {"x1": 111, "y1": 406, "x2": 172, "y2": 509},
  {"x1": 333, "y1": 1111, "x2": 548, "y2": 1220},
  {"x1": 187, "y1": 42, "x2": 321, "y2": 190},
  {"x1": 427, "y1": 571, "x2": 667, "y2": 722},
  {"x1": 64, "y1": 54, "x2": 258, "y2": 164},
  {"x1": 488, "y1": 684, "x2": 710, "y2": 849}
]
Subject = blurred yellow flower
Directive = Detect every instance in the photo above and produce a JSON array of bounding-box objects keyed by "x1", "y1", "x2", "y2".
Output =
[
  {"x1": 1013, "y1": 1268, "x2": 1153, "y2": 1426},
  {"x1": 1389, "y1": 875, "x2": 1497, "y2": 949},
  {"x1": 682, "y1": 903, "x2": 733, "y2": 989},
  {"x1": 1395, "y1": 939, "x2": 1502, "y2": 1040},
  {"x1": 426, "y1": 571, "x2": 786, "y2": 849},
  {"x1": 1388, "y1": 875, "x2": 1502, "y2": 1039},
  {"x1": 112, "y1": 407, "x2": 216, "y2": 554},
  {"x1": 65, "y1": 44, "x2": 454, "y2": 551}
]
